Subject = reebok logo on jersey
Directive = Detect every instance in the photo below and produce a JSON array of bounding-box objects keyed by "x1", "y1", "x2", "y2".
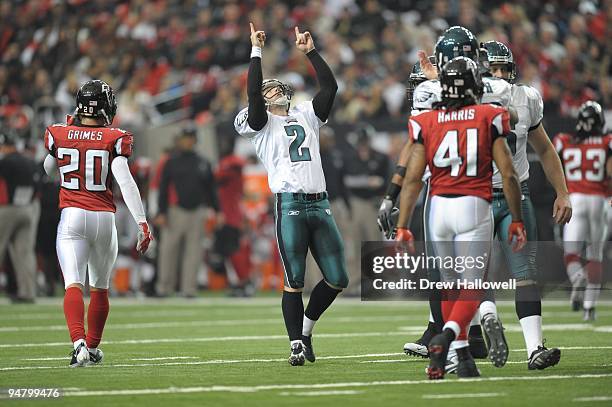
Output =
[
  {"x1": 288, "y1": 210, "x2": 300, "y2": 216},
  {"x1": 325, "y1": 209, "x2": 331, "y2": 215}
]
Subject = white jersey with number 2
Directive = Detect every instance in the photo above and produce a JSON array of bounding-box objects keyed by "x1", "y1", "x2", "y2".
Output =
[{"x1": 234, "y1": 100, "x2": 326, "y2": 194}]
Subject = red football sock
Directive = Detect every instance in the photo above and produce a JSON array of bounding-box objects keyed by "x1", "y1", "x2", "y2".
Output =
[
  {"x1": 86, "y1": 290, "x2": 109, "y2": 349},
  {"x1": 63, "y1": 286, "x2": 85, "y2": 343}
]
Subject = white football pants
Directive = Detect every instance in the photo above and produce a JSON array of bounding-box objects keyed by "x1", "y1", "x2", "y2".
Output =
[
  {"x1": 57, "y1": 207, "x2": 118, "y2": 289},
  {"x1": 564, "y1": 193, "x2": 608, "y2": 261}
]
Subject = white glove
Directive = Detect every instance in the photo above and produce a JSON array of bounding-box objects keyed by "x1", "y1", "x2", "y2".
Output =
[{"x1": 137, "y1": 222, "x2": 153, "y2": 255}]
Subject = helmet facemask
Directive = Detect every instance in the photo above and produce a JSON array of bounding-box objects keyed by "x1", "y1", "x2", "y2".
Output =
[{"x1": 262, "y1": 79, "x2": 294, "y2": 113}]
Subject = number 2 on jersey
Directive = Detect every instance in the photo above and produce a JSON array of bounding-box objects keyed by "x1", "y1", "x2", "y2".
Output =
[
  {"x1": 433, "y1": 128, "x2": 478, "y2": 177},
  {"x1": 57, "y1": 147, "x2": 109, "y2": 191},
  {"x1": 284, "y1": 125, "x2": 311, "y2": 162}
]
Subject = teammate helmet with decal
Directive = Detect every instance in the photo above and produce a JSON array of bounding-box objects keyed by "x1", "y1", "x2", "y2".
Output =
[
  {"x1": 439, "y1": 57, "x2": 483, "y2": 106},
  {"x1": 482, "y1": 40, "x2": 516, "y2": 83},
  {"x1": 75, "y1": 79, "x2": 117, "y2": 126},
  {"x1": 434, "y1": 26, "x2": 479, "y2": 68},
  {"x1": 407, "y1": 56, "x2": 436, "y2": 111},
  {"x1": 261, "y1": 79, "x2": 294, "y2": 111},
  {"x1": 576, "y1": 100, "x2": 605, "y2": 138}
]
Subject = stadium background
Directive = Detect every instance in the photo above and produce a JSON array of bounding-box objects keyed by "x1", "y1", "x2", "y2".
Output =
[{"x1": 0, "y1": 0, "x2": 610, "y2": 296}]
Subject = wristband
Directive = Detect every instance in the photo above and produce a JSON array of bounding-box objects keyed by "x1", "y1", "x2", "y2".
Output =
[
  {"x1": 384, "y1": 182, "x2": 402, "y2": 202},
  {"x1": 250, "y1": 46, "x2": 262, "y2": 59},
  {"x1": 395, "y1": 165, "x2": 407, "y2": 177}
]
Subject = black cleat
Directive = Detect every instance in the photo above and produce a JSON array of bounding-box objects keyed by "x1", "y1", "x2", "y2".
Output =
[
  {"x1": 571, "y1": 300, "x2": 582, "y2": 312},
  {"x1": 456, "y1": 355, "x2": 481, "y2": 378},
  {"x1": 528, "y1": 345, "x2": 561, "y2": 370},
  {"x1": 468, "y1": 326, "x2": 489, "y2": 359},
  {"x1": 426, "y1": 334, "x2": 450, "y2": 380},
  {"x1": 481, "y1": 313, "x2": 508, "y2": 367},
  {"x1": 302, "y1": 335, "x2": 315, "y2": 363},
  {"x1": 288, "y1": 342, "x2": 305, "y2": 366},
  {"x1": 86, "y1": 348, "x2": 104, "y2": 366}
]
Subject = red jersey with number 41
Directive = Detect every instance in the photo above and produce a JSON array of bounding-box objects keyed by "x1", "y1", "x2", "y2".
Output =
[
  {"x1": 553, "y1": 133, "x2": 611, "y2": 196},
  {"x1": 409, "y1": 104, "x2": 510, "y2": 202},
  {"x1": 44, "y1": 120, "x2": 133, "y2": 212}
]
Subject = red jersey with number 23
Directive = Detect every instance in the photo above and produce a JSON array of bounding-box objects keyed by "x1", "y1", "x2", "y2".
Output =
[
  {"x1": 409, "y1": 104, "x2": 510, "y2": 202},
  {"x1": 44, "y1": 119, "x2": 133, "y2": 212},
  {"x1": 553, "y1": 133, "x2": 611, "y2": 196}
]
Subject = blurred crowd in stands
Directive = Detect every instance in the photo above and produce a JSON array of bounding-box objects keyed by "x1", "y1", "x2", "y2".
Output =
[
  {"x1": 1, "y1": 0, "x2": 610, "y2": 138},
  {"x1": 0, "y1": 0, "x2": 610, "y2": 299}
]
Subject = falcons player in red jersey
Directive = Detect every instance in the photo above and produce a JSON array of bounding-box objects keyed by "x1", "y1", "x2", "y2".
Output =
[
  {"x1": 43, "y1": 80, "x2": 153, "y2": 367},
  {"x1": 396, "y1": 57, "x2": 526, "y2": 379},
  {"x1": 554, "y1": 101, "x2": 611, "y2": 320}
]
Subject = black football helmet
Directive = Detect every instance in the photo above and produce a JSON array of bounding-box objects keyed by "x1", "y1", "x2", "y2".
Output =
[
  {"x1": 75, "y1": 79, "x2": 117, "y2": 126},
  {"x1": 407, "y1": 56, "x2": 436, "y2": 111},
  {"x1": 434, "y1": 26, "x2": 480, "y2": 68},
  {"x1": 261, "y1": 79, "x2": 294, "y2": 112},
  {"x1": 439, "y1": 57, "x2": 483, "y2": 106},
  {"x1": 482, "y1": 40, "x2": 516, "y2": 83},
  {"x1": 576, "y1": 101, "x2": 605, "y2": 138}
]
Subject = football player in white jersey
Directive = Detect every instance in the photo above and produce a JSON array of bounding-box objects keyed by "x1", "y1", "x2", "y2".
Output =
[
  {"x1": 234, "y1": 24, "x2": 347, "y2": 366},
  {"x1": 476, "y1": 40, "x2": 572, "y2": 369}
]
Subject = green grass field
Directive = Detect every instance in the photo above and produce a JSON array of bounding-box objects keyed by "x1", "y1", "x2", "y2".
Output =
[{"x1": 1, "y1": 296, "x2": 611, "y2": 406}]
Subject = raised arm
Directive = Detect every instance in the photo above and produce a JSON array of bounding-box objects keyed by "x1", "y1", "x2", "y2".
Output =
[
  {"x1": 247, "y1": 22, "x2": 268, "y2": 131},
  {"x1": 295, "y1": 27, "x2": 338, "y2": 122}
]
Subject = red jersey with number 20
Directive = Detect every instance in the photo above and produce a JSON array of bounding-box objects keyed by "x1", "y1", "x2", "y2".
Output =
[
  {"x1": 409, "y1": 104, "x2": 510, "y2": 202},
  {"x1": 44, "y1": 120, "x2": 133, "y2": 212}
]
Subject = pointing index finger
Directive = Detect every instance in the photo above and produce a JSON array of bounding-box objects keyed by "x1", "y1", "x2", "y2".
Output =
[
  {"x1": 250, "y1": 22, "x2": 255, "y2": 34},
  {"x1": 294, "y1": 26, "x2": 300, "y2": 37}
]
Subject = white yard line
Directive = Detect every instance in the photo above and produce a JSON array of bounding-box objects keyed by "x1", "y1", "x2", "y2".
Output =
[
  {"x1": 0, "y1": 331, "x2": 415, "y2": 349},
  {"x1": 4, "y1": 352, "x2": 405, "y2": 372},
  {"x1": 36, "y1": 373, "x2": 612, "y2": 397},
  {"x1": 0, "y1": 316, "x2": 416, "y2": 333},
  {"x1": 279, "y1": 390, "x2": 364, "y2": 396},
  {"x1": 422, "y1": 392, "x2": 506, "y2": 399},
  {"x1": 573, "y1": 396, "x2": 612, "y2": 402}
]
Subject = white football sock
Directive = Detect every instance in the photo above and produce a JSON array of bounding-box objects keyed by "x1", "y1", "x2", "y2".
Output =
[
  {"x1": 519, "y1": 315, "x2": 542, "y2": 357},
  {"x1": 479, "y1": 300, "x2": 497, "y2": 319},
  {"x1": 567, "y1": 262, "x2": 585, "y2": 288},
  {"x1": 583, "y1": 283, "x2": 601, "y2": 310},
  {"x1": 302, "y1": 315, "x2": 316, "y2": 337},
  {"x1": 290, "y1": 339, "x2": 303, "y2": 347},
  {"x1": 73, "y1": 338, "x2": 86, "y2": 350},
  {"x1": 443, "y1": 321, "x2": 460, "y2": 338},
  {"x1": 470, "y1": 311, "x2": 480, "y2": 327}
]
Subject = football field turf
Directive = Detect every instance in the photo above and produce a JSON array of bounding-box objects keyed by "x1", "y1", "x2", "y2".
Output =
[{"x1": 1, "y1": 297, "x2": 611, "y2": 406}]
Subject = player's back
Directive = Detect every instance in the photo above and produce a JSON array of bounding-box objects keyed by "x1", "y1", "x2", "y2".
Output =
[
  {"x1": 44, "y1": 122, "x2": 133, "y2": 212},
  {"x1": 554, "y1": 132, "x2": 611, "y2": 196},
  {"x1": 409, "y1": 103, "x2": 509, "y2": 201}
]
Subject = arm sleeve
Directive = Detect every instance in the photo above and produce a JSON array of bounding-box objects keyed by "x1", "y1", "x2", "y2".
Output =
[
  {"x1": 43, "y1": 154, "x2": 57, "y2": 176},
  {"x1": 246, "y1": 56, "x2": 268, "y2": 131},
  {"x1": 111, "y1": 156, "x2": 146, "y2": 224},
  {"x1": 307, "y1": 49, "x2": 338, "y2": 123}
]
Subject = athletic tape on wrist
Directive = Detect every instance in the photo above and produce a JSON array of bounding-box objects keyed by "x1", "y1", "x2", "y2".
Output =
[{"x1": 251, "y1": 47, "x2": 262, "y2": 59}]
